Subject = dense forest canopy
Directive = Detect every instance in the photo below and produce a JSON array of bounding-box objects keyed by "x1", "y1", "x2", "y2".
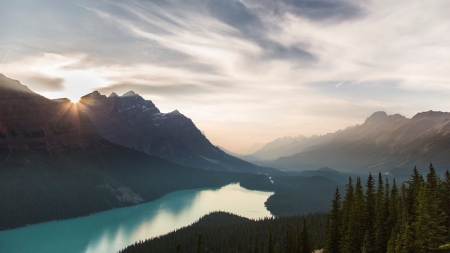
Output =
[
  {"x1": 119, "y1": 165, "x2": 450, "y2": 253},
  {"x1": 324, "y1": 164, "x2": 450, "y2": 253}
]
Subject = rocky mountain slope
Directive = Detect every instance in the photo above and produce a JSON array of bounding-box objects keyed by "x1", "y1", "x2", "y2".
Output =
[
  {"x1": 250, "y1": 134, "x2": 338, "y2": 160},
  {"x1": 0, "y1": 74, "x2": 250, "y2": 230},
  {"x1": 78, "y1": 91, "x2": 275, "y2": 174},
  {"x1": 272, "y1": 111, "x2": 450, "y2": 173}
]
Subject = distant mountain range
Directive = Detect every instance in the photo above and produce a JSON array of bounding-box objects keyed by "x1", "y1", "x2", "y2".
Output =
[
  {"x1": 266, "y1": 111, "x2": 450, "y2": 173},
  {"x1": 250, "y1": 135, "x2": 340, "y2": 161},
  {"x1": 78, "y1": 90, "x2": 275, "y2": 174},
  {"x1": 245, "y1": 142, "x2": 265, "y2": 155},
  {"x1": 0, "y1": 74, "x2": 259, "y2": 229}
]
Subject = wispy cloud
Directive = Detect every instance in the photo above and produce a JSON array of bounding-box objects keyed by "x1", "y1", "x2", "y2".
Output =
[{"x1": 1, "y1": 0, "x2": 450, "y2": 151}]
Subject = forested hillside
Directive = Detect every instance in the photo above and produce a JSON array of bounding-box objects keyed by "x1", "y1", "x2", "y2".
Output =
[
  {"x1": 119, "y1": 211, "x2": 328, "y2": 253},
  {"x1": 240, "y1": 171, "x2": 346, "y2": 217},
  {"x1": 323, "y1": 165, "x2": 450, "y2": 253}
]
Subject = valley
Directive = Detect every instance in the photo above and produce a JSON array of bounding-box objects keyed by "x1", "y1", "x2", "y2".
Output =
[{"x1": 1, "y1": 74, "x2": 450, "y2": 253}]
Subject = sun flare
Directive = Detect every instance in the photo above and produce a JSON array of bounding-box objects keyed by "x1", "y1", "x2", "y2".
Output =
[{"x1": 69, "y1": 97, "x2": 80, "y2": 104}]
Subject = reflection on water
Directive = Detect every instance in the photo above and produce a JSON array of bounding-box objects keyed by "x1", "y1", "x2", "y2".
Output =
[{"x1": 0, "y1": 183, "x2": 273, "y2": 253}]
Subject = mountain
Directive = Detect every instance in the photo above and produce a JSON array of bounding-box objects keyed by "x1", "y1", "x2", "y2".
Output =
[
  {"x1": 251, "y1": 136, "x2": 305, "y2": 160},
  {"x1": 77, "y1": 91, "x2": 275, "y2": 174},
  {"x1": 0, "y1": 74, "x2": 100, "y2": 153},
  {"x1": 272, "y1": 111, "x2": 450, "y2": 173},
  {"x1": 244, "y1": 142, "x2": 265, "y2": 154},
  {"x1": 217, "y1": 146, "x2": 243, "y2": 157},
  {"x1": 250, "y1": 134, "x2": 337, "y2": 160},
  {"x1": 0, "y1": 74, "x2": 250, "y2": 230}
]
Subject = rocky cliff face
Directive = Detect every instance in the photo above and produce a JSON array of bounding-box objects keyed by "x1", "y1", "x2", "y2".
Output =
[
  {"x1": 79, "y1": 91, "x2": 275, "y2": 173},
  {"x1": 273, "y1": 111, "x2": 450, "y2": 173},
  {"x1": 0, "y1": 74, "x2": 99, "y2": 157}
]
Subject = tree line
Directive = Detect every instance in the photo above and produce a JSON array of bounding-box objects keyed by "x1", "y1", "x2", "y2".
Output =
[
  {"x1": 119, "y1": 211, "x2": 328, "y2": 253},
  {"x1": 324, "y1": 164, "x2": 450, "y2": 253}
]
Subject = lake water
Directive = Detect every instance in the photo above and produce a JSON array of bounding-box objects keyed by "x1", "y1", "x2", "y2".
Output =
[{"x1": 0, "y1": 183, "x2": 273, "y2": 253}]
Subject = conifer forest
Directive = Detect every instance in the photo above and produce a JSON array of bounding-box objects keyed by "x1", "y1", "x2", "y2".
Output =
[{"x1": 119, "y1": 165, "x2": 450, "y2": 253}]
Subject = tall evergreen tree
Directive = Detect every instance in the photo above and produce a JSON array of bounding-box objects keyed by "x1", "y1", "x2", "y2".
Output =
[
  {"x1": 398, "y1": 166, "x2": 423, "y2": 253},
  {"x1": 442, "y1": 170, "x2": 450, "y2": 236},
  {"x1": 300, "y1": 220, "x2": 313, "y2": 253},
  {"x1": 405, "y1": 166, "x2": 423, "y2": 220},
  {"x1": 324, "y1": 188, "x2": 341, "y2": 253},
  {"x1": 413, "y1": 165, "x2": 447, "y2": 252},
  {"x1": 387, "y1": 180, "x2": 399, "y2": 235},
  {"x1": 356, "y1": 178, "x2": 368, "y2": 247},
  {"x1": 283, "y1": 227, "x2": 292, "y2": 253},
  {"x1": 253, "y1": 236, "x2": 260, "y2": 253},
  {"x1": 196, "y1": 234, "x2": 204, "y2": 253},
  {"x1": 374, "y1": 173, "x2": 386, "y2": 253},
  {"x1": 346, "y1": 177, "x2": 367, "y2": 253},
  {"x1": 340, "y1": 177, "x2": 354, "y2": 253},
  {"x1": 365, "y1": 173, "x2": 376, "y2": 253},
  {"x1": 267, "y1": 226, "x2": 275, "y2": 253},
  {"x1": 385, "y1": 180, "x2": 400, "y2": 253}
]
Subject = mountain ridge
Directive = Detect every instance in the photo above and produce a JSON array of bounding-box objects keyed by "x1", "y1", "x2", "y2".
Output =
[
  {"x1": 78, "y1": 90, "x2": 275, "y2": 174},
  {"x1": 272, "y1": 111, "x2": 450, "y2": 172},
  {"x1": 0, "y1": 74, "x2": 253, "y2": 230}
]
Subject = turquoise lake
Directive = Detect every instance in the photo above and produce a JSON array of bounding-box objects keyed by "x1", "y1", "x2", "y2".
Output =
[{"x1": 0, "y1": 183, "x2": 273, "y2": 253}]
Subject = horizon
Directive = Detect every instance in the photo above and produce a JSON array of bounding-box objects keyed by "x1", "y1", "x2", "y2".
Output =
[{"x1": 1, "y1": 0, "x2": 450, "y2": 153}]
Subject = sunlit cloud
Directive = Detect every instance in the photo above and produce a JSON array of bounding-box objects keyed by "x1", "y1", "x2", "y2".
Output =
[{"x1": 1, "y1": 0, "x2": 450, "y2": 152}]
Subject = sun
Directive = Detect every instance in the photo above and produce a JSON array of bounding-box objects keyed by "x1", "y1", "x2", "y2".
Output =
[{"x1": 69, "y1": 97, "x2": 80, "y2": 104}]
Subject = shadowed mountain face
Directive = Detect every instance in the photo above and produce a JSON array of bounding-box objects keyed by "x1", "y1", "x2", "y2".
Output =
[
  {"x1": 272, "y1": 111, "x2": 450, "y2": 173},
  {"x1": 78, "y1": 91, "x2": 275, "y2": 174},
  {"x1": 0, "y1": 74, "x2": 99, "y2": 154},
  {"x1": 0, "y1": 74, "x2": 251, "y2": 230}
]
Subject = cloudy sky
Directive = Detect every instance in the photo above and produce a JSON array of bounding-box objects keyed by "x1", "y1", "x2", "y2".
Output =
[{"x1": 1, "y1": 0, "x2": 450, "y2": 153}]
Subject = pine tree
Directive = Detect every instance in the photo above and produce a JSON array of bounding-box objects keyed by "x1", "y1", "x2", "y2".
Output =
[
  {"x1": 387, "y1": 180, "x2": 399, "y2": 234},
  {"x1": 340, "y1": 177, "x2": 354, "y2": 253},
  {"x1": 383, "y1": 177, "x2": 391, "y2": 249},
  {"x1": 365, "y1": 173, "x2": 376, "y2": 253},
  {"x1": 267, "y1": 226, "x2": 275, "y2": 253},
  {"x1": 299, "y1": 220, "x2": 313, "y2": 253},
  {"x1": 362, "y1": 230, "x2": 370, "y2": 253},
  {"x1": 386, "y1": 230, "x2": 397, "y2": 253},
  {"x1": 413, "y1": 165, "x2": 447, "y2": 252},
  {"x1": 394, "y1": 183, "x2": 407, "y2": 253},
  {"x1": 253, "y1": 235, "x2": 260, "y2": 253},
  {"x1": 356, "y1": 178, "x2": 367, "y2": 248},
  {"x1": 374, "y1": 173, "x2": 386, "y2": 253},
  {"x1": 346, "y1": 177, "x2": 366, "y2": 253},
  {"x1": 176, "y1": 243, "x2": 181, "y2": 253},
  {"x1": 405, "y1": 166, "x2": 423, "y2": 220},
  {"x1": 196, "y1": 234, "x2": 204, "y2": 253},
  {"x1": 283, "y1": 227, "x2": 292, "y2": 253},
  {"x1": 324, "y1": 188, "x2": 341, "y2": 253},
  {"x1": 441, "y1": 170, "x2": 450, "y2": 236},
  {"x1": 398, "y1": 166, "x2": 423, "y2": 253}
]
